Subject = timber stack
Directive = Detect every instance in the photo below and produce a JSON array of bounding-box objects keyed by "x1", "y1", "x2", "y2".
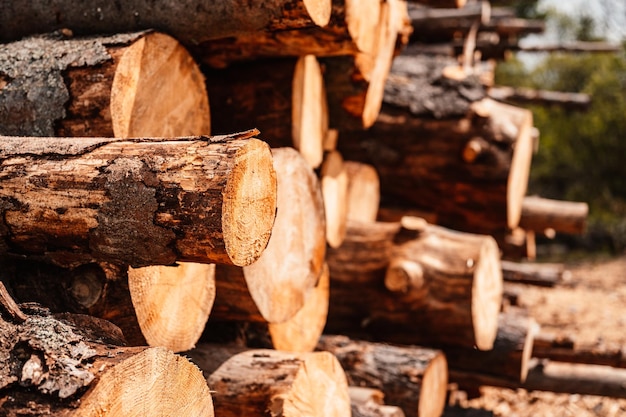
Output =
[{"x1": 0, "y1": 1, "x2": 614, "y2": 416}]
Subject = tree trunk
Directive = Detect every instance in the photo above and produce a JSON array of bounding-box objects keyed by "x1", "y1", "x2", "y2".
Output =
[
  {"x1": 349, "y1": 387, "x2": 406, "y2": 417},
  {"x1": 187, "y1": 345, "x2": 351, "y2": 417},
  {"x1": 345, "y1": 161, "x2": 381, "y2": 223},
  {"x1": 317, "y1": 335, "x2": 448, "y2": 417},
  {"x1": 321, "y1": 0, "x2": 410, "y2": 129},
  {"x1": 321, "y1": 151, "x2": 350, "y2": 248},
  {"x1": 519, "y1": 196, "x2": 589, "y2": 236},
  {"x1": 0, "y1": 134, "x2": 277, "y2": 268},
  {"x1": 325, "y1": 218, "x2": 503, "y2": 350},
  {"x1": 194, "y1": 0, "x2": 383, "y2": 68},
  {"x1": 501, "y1": 260, "x2": 568, "y2": 287},
  {"x1": 0, "y1": 0, "x2": 331, "y2": 44},
  {"x1": 210, "y1": 148, "x2": 325, "y2": 324},
  {"x1": 0, "y1": 310, "x2": 213, "y2": 416},
  {"x1": 0, "y1": 31, "x2": 210, "y2": 138},
  {"x1": 205, "y1": 55, "x2": 327, "y2": 168}
]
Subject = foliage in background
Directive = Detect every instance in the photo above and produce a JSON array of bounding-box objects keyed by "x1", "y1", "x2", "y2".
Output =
[{"x1": 495, "y1": 14, "x2": 626, "y2": 253}]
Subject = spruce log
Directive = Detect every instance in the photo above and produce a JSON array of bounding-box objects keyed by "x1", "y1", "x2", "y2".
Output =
[
  {"x1": 321, "y1": 151, "x2": 349, "y2": 248},
  {"x1": 321, "y1": 0, "x2": 410, "y2": 129},
  {"x1": 349, "y1": 387, "x2": 405, "y2": 417},
  {"x1": 0, "y1": 31, "x2": 210, "y2": 138},
  {"x1": 326, "y1": 218, "x2": 502, "y2": 350},
  {"x1": 501, "y1": 260, "x2": 568, "y2": 287},
  {"x1": 210, "y1": 148, "x2": 325, "y2": 323},
  {"x1": 345, "y1": 161, "x2": 381, "y2": 223},
  {"x1": 187, "y1": 346, "x2": 351, "y2": 417},
  {"x1": 0, "y1": 0, "x2": 331, "y2": 44},
  {"x1": 338, "y1": 97, "x2": 534, "y2": 236},
  {"x1": 195, "y1": 0, "x2": 382, "y2": 68},
  {"x1": 0, "y1": 310, "x2": 213, "y2": 416},
  {"x1": 0, "y1": 134, "x2": 277, "y2": 268},
  {"x1": 533, "y1": 332, "x2": 626, "y2": 369},
  {"x1": 206, "y1": 55, "x2": 327, "y2": 168},
  {"x1": 519, "y1": 196, "x2": 588, "y2": 235},
  {"x1": 318, "y1": 335, "x2": 448, "y2": 417}
]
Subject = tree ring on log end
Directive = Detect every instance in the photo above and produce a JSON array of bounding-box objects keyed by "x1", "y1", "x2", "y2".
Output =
[
  {"x1": 128, "y1": 263, "x2": 216, "y2": 352},
  {"x1": 303, "y1": 0, "x2": 332, "y2": 27},
  {"x1": 111, "y1": 32, "x2": 211, "y2": 139},
  {"x1": 222, "y1": 139, "x2": 277, "y2": 267},
  {"x1": 471, "y1": 236, "x2": 503, "y2": 350},
  {"x1": 418, "y1": 352, "x2": 448, "y2": 417}
]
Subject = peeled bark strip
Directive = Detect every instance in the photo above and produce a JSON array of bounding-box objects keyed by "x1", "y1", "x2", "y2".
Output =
[
  {"x1": 318, "y1": 335, "x2": 448, "y2": 417},
  {"x1": 0, "y1": 134, "x2": 277, "y2": 268},
  {"x1": 519, "y1": 196, "x2": 589, "y2": 235},
  {"x1": 321, "y1": 151, "x2": 349, "y2": 248},
  {"x1": 349, "y1": 387, "x2": 406, "y2": 417},
  {"x1": 0, "y1": 31, "x2": 210, "y2": 138},
  {"x1": 206, "y1": 55, "x2": 327, "y2": 168},
  {"x1": 0, "y1": 0, "x2": 331, "y2": 44},
  {"x1": 0, "y1": 311, "x2": 213, "y2": 416},
  {"x1": 196, "y1": 0, "x2": 381, "y2": 68},
  {"x1": 128, "y1": 263, "x2": 215, "y2": 352},
  {"x1": 187, "y1": 346, "x2": 351, "y2": 417},
  {"x1": 326, "y1": 219, "x2": 502, "y2": 350},
  {"x1": 211, "y1": 148, "x2": 325, "y2": 323},
  {"x1": 345, "y1": 161, "x2": 380, "y2": 223}
]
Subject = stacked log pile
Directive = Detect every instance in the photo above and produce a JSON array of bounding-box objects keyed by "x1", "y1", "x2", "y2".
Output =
[{"x1": 0, "y1": 1, "x2": 618, "y2": 416}]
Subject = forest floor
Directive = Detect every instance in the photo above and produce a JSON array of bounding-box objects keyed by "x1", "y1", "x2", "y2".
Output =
[{"x1": 447, "y1": 251, "x2": 626, "y2": 417}]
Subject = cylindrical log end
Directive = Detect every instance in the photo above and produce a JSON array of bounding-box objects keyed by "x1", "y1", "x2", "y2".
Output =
[
  {"x1": 321, "y1": 151, "x2": 349, "y2": 248},
  {"x1": 471, "y1": 236, "x2": 503, "y2": 350},
  {"x1": 128, "y1": 263, "x2": 216, "y2": 352},
  {"x1": 418, "y1": 352, "x2": 448, "y2": 417},
  {"x1": 80, "y1": 347, "x2": 214, "y2": 416},
  {"x1": 222, "y1": 139, "x2": 277, "y2": 266},
  {"x1": 304, "y1": 0, "x2": 333, "y2": 27},
  {"x1": 345, "y1": 161, "x2": 380, "y2": 223},
  {"x1": 346, "y1": 0, "x2": 382, "y2": 55}
]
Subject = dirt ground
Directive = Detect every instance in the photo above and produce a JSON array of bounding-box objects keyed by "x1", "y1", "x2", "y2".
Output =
[{"x1": 450, "y1": 253, "x2": 626, "y2": 417}]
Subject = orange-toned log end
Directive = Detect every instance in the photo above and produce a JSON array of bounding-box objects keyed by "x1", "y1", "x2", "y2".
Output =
[
  {"x1": 128, "y1": 263, "x2": 216, "y2": 352},
  {"x1": 303, "y1": 0, "x2": 332, "y2": 27},
  {"x1": 471, "y1": 235, "x2": 504, "y2": 350},
  {"x1": 222, "y1": 139, "x2": 277, "y2": 267}
]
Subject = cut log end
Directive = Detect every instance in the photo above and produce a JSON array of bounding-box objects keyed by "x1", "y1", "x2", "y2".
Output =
[
  {"x1": 222, "y1": 139, "x2": 277, "y2": 267},
  {"x1": 346, "y1": 0, "x2": 382, "y2": 55},
  {"x1": 79, "y1": 347, "x2": 214, "y2": 417},
  {"x1": 128, "y1": 263, "x2": 216, "y2": 352},
  {"x1": 303, "y1": 0, "x2": 333, "y2": 27},
  {"x1": 321, "y1": 151, "x2": 349, "y2": 248},
  {"x1": 419, "y1": 352, "x2": 449, "y2": 417},
  {"x1": 471, "y1": 236, "x2": 503, "y2": 350},
  {"x1": 345, "y1": 161, "x2": 380, "y2": 223},
  {"x1": 111, "y1": 32, "x2": 211, "y2": 139}
]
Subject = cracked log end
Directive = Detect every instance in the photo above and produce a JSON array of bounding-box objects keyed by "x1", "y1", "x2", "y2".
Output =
[{"x1": 222, "y1": 139, "x2": 277, "y2": 267}]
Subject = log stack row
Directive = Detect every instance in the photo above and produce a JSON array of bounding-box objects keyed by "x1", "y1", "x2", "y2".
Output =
[{"x1": 0, "y1": 1, "x2": 607, "y2": 417}]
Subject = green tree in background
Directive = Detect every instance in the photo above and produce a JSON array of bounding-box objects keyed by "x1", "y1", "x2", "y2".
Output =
[{"x1": 496, "y1": 40, "x2": 626, "y2": 252}]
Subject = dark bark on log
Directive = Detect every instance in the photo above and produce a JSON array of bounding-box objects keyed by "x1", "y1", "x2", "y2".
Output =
[
  {"x1": 533, "y1": 332, "x2": 626, "y2": 369},
  {"x1": 0, "y1": 134, "x2": 277, "y2": 268},
  {"x1": 325, "y1": 219, "x2": 502, "y2": 350},
  {"x1": 0, "y1": 0, "x2": 331, "y2": 44}
]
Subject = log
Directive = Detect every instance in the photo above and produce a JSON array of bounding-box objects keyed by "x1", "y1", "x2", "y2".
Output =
[
  {"x1": 318, "y1": 335, "x2": 448, "y2": 417},
  {"x1": 345, "y1": 161, "x2": 381, "y2": 223},
  {"x1": 187, "y1": 346, "x2": 351, "y2": 417},
  {"x1": 210, "y1": 148, "x2": 325, "y2": 323},
  {"x1": 0, "y1": 309, "x2": 213, "y2": 416},
  {"x1": 0, "y1": 31, "x2": 210, "y2": 138},
  {"x1": 194, "y1": 0, "x2": 382, "y2": 68},
  {"x1": 489, "y1": 86, "x2": 591, "y2": 111},
  {"x1": 349, "y1": 387, "x2": 406, "y2": 417},
  {"x1": 410, "y1": 0, "x2": 467, "y2": 8},
  {"x1": 338, "y1": 96, "x2": 534, "y2": 237},
  {"x1": 0, "y1": 0, "x2": 331, "y2": 44},
  {"x1": 0, "y1": 133, "x2": 277, "y2": 268},
  {"x1": 321, "y1": 151, "x2": 349, "y2": 248},
  {"x1": 408, "y1": 2, "x2": 491, "y2": 43},
  {"x1": 501, "y1": 260, "x2": 569, "y2": 287},
  {"x1": 205, "y1": 55, "x2": 327, "y2": 168},
  {"x1": 519, "y1": 196, "x2": 589, "y2": 236},
  {"x1": 325, "y1": 218, "x2": 503, "y2": 350},
  {"x1": 533, "y1": 331, "x2": 626, "y2": 369},
  {"x1": 321, "y1": 0, "x2": 411, "y2": 129}
]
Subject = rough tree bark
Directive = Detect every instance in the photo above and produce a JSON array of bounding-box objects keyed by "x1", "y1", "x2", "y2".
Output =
[
  {"x1": 0, "y1": 133, "x2": 277, "y2": 268},
  {"x1": 0, "y1": 31, "x2": 210, "y2": 138},
  {"x1": 318, "y1": 335, "x2": 448, "y2": 417},
  {"x1": 0, "y1": 0, "x2": 331, "y2": 44},
  {"x1": 325, "y1": 218, "x2": 503, "y2": 350},
  {"x1": 187, "y1": 346, "x2": 351, "y2": 417},
  {"x1": 349, "y1": 387, "x2": 405, "y2": 417}
]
